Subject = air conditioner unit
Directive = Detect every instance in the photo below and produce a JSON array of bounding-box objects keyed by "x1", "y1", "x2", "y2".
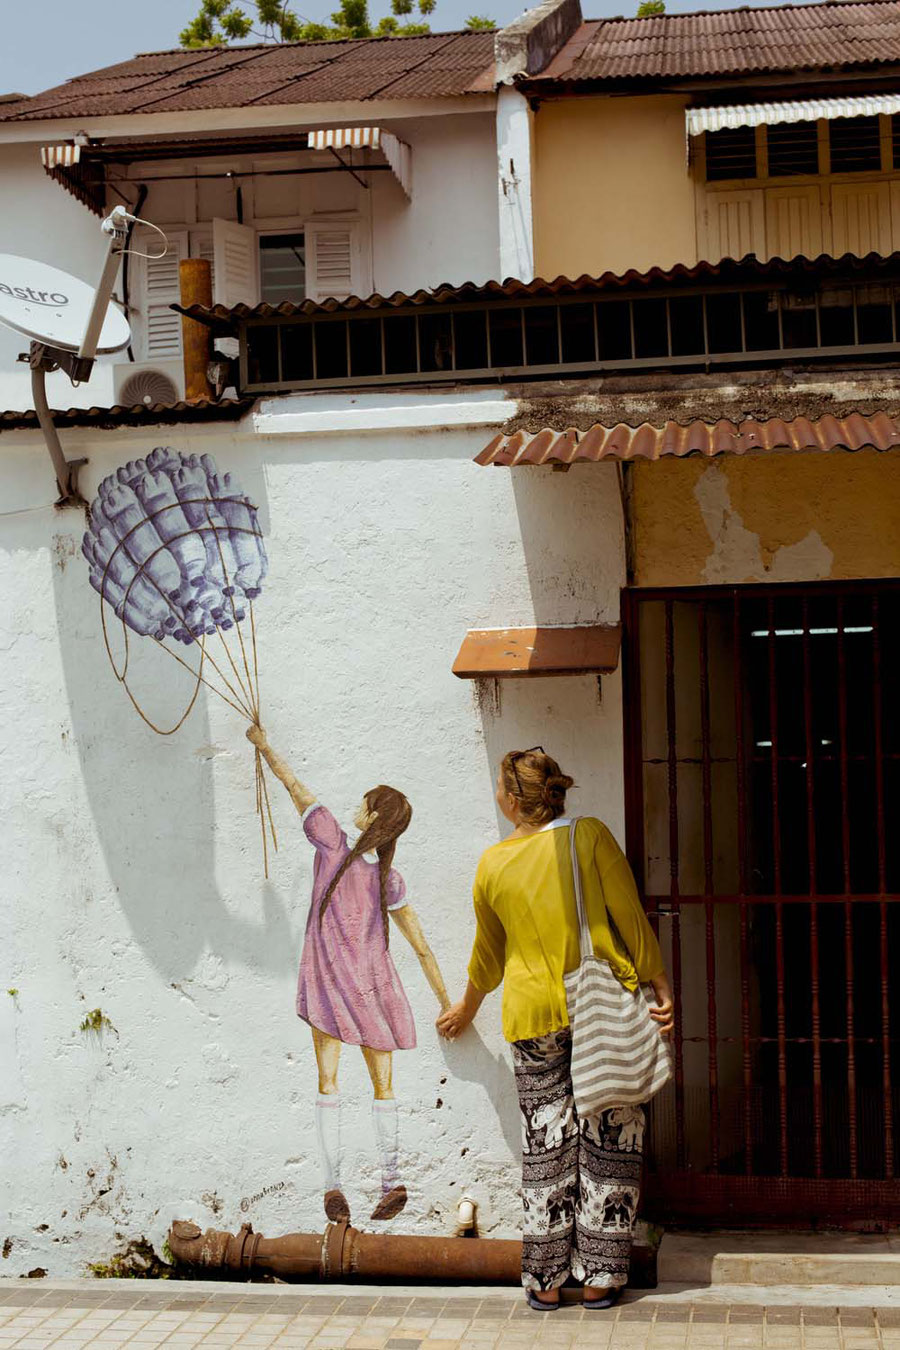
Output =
[{"x1": 113, "y1": 359, "x2": 183, "y2": 408}]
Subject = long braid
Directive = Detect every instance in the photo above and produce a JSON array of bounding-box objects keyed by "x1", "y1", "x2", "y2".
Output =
[
  {"x1": 377, "y1": 841, "x2": 397, "y2": 948},
  {"x1": 318, "y1": 785, "x2": 411, "y2": 946}
]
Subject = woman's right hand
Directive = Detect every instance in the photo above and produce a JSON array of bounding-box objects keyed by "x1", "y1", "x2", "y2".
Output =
[{"x1": 436, "y1": 1001, "x2": 473, "y2": 1041}]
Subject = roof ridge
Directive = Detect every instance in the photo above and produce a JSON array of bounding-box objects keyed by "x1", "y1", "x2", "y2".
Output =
[
  {"x1": 586, "y1": 0, "x2": 900, "y2": 23},
  {"x1": 133, "y1": 27, "x2": 485, "y2": 59}
]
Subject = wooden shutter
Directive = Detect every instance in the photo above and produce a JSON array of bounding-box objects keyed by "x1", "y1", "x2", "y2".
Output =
[
  {"x1": 698, "y1": 190, "x2": 765, "y2": 263},
  {"x1": 212, "y1": 217, "x2": 259, "y2": 308},
  {"x1": 135, "y1": 227, "x2": 187, "y2": 362},
  {"x1": 831, "y1": 182, "x2": 892, "y2": 257},
  {"x1": 765, "y1": 186, "x2": 824, "y2": 261},
  {"x1": 306, "y1": 216, "x2": 371, "y2": 302}
]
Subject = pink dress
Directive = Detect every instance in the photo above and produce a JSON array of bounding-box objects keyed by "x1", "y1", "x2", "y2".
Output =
[{"x1": 296, "y1": 804, "x2": 417, "y2": 1052}]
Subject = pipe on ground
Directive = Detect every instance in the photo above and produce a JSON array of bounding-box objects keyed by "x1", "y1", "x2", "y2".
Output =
[{"x1": 168, "y1": 1219, "x2": 522, "y2": 1283}]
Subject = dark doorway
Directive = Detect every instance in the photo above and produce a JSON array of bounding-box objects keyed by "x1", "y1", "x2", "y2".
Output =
[{"x1": 623, "y1": 582, "x2": 900, "y2": 1226}]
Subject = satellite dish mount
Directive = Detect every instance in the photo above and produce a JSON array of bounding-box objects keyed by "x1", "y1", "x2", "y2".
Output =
[{"x1": 0, "y1": 205, "x2": 136, "y2": 508}]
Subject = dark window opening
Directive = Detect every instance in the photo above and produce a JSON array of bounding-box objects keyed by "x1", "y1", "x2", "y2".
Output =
[
  {"x1": 780, "y1": 292, "x2": 818, "y2": 349},
  {"x1": 597, "y1": 301, "x2": 632, "y2": 361},
  {"x1": 489, "y1": 307, "x2": 524, "y2": 368},
  {"x1": 705, "y1": 126, "x2": 757, "y2": 181},
  {"x1": 829, "y1": 115, "x2": 882, "y2": 174},
  {"x1": 419, "y1": 312, "x2": 452, "y2": 372},
  {"x1": 383, "y1": 315, "x2": 417, "y2": 374},
  {"x1": 259, "y1": 233, "x2": 306, "y2": 304},
  {"x1": 767, "y1": 121, "x2": 819, "y2": 176},
  {"x1": 632, "y1": 297, "x2": 669, "y2": 359},
  {"x1": 454, "y1": 310, "x2": 488, "y2": 370},
  {"x1": 706, "y1": 292, "x2": 743, "y2": 353},
  {"x1": 560, "y1": 303, "x2": 596, "y2": 364},
  {"x1": 314, "y1": 321, "x2": 348, "y2": 381},
  {"x1": 349, "y1": 318, "x2": 382, "y2": 378},
  {"x1": 524, "y1": 306, "x2": 559, "y2": 366}
]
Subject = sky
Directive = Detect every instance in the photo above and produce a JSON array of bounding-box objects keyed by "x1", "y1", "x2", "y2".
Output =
[{"x1": 1, "y1": 0, "x2": 788, "y2": 98}]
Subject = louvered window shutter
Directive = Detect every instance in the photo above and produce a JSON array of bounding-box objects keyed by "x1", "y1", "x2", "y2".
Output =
[
  {"x1": 306, "y1": 217, "x2": 371, "y2": 303},
  {"x1": 212, "y1": 218, "x2": 260, "y2": 308},
  {"x1": 190, "y1": 229, "x2": 216, "y2": 297},
  {"x1": 136, "y1": 228, "x2": 187, "y2": 362}
]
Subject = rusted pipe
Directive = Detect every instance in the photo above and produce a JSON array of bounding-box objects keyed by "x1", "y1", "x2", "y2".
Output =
[
  {"x1": 179, "y1": 259, "x2": 214, "y2": 402},
  {"x1": 168, "y1": 1219, "x2": 522, "y2": 1283}
]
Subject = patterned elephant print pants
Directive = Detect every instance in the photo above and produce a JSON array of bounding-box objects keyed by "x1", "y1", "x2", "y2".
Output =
[{"x1": 512, "y1": 1027, "x2": 645, "y2": 1292}]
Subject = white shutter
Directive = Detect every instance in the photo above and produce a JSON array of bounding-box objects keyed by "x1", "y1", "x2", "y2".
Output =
[
  {"x1": 306, "y1": 216, "x2": 371, "y2": 303},
  {"x1": 136, "y1": 228, "x2": 187, "y2": 362},
  {"x1": 212, "y1": 217, "x2": 259, "y2": 308}
]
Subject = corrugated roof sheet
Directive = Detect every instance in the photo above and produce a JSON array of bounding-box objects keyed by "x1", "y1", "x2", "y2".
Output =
[
  {"x1": 0, "y1": 398, "x2": 253, "y2": 433},
  {"x1": 0, "y1": 31, "x2": 495, "y2": 123},
  {"x1": 174, "y1": 250, "x2": 900, "y2": 325},
  {"x1": 529, "y1": 0, "x2": 900, "y2": 85},
  {"x1": 475, "y1": 413, "x2": 900, "y2": 465}
]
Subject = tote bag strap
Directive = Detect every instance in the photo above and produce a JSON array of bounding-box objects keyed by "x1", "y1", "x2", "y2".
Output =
[{"x1": 568, "y1": 818, "x2": 594, "y2": 962}]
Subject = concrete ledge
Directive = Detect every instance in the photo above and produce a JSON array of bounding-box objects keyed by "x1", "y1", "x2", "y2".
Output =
[{"x1": 660, "y1": 1233, "x2": 900, "y2": 1287}]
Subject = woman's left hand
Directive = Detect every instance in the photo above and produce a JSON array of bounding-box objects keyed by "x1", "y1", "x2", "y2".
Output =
[{"x1": 649, "y1": 974, "x2": 675, "y2": 1037}]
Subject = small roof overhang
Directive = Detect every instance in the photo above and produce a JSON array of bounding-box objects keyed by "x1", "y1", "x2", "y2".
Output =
[
  {"x1": 453, "y1": 625, "x2": 621, "y2": 679},
  {"x1": 476, "y1": 413, "x2": 900, "y2": 467},
  {"x1": 687, "y1": 92, "x2": 900, "y2": 138}
]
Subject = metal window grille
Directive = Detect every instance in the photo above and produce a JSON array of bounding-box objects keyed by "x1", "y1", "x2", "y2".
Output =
[
  {"x1": 705, "y1": 127, "x2": 758, "y2": 181},
  {"x1": 623, "y1": 582, "x2": 900, "y2": 1226},
  {"x1": 238, "y1": 279, "x2": 900, "y2": 394}
]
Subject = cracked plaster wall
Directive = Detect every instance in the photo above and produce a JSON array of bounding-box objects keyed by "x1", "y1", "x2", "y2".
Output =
[
  {"x1": 0, "y1": 414, "x2": 625, "y2": 1275},
  {"x1": 631, "y1": 450, "x2": 900, "y2": 588}
]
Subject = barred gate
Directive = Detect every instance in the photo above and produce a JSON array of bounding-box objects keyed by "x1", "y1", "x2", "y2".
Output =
[{"x1": 622, "y1": 582, "x2": 900, "y2": 1226}]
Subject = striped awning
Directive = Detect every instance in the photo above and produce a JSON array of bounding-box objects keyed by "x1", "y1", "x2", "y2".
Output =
[
  {"x1": 308, "y1": 126, "x2": 411, "y2": 197},
  {"x1": 476, "y1": 414, "x2": 900, "y2": 466},
  {"x1": 687, "y1": 93, "x2": 900, "y2": 137},
  {"x1": 41, "y1": 143, "x2": 81, "y2": 169}
]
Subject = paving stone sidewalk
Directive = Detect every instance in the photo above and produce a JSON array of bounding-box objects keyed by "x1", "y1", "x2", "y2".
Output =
[{"x1": 3, "y1": 1281, "x2": 900, "y2": 1350}]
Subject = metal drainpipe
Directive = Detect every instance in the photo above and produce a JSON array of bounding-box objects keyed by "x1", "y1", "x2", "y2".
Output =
[{"x1": 167, "y1": 1220, "x2": 522, "y2": 1284}]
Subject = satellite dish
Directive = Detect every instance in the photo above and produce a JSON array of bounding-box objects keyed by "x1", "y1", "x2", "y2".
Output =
[{"x1": 0, "y1": 253, "x2": 130, "y2": 353}]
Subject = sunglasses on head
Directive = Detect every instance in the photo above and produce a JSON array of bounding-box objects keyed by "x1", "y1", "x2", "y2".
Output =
[{"x1": 508, "y1": 746, "x2": 545, "y2": 796}]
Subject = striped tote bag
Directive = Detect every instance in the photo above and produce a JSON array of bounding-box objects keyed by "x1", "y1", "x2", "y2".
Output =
[{"x1": 563, "y1": 818, "x2": 672, "y2": 1117}]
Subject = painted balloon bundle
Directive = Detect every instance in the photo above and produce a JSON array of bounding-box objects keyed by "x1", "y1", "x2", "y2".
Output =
[{"x1": 82, "y1": 446, "x2": 278, "y2": 871}]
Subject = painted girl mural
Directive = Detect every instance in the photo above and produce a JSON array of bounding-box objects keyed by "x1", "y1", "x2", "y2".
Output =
[{"x1": 247, "y1": 724, "x2": 451, "y2": 1223}]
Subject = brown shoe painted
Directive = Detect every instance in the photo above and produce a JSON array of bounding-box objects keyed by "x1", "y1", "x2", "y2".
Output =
[
  {"x1": 324, "y1": 1189, "x2": 350, "y2": 1222},
  {"x1": 370, "y1": 1184, "x2": 407, "y2": 1221}
]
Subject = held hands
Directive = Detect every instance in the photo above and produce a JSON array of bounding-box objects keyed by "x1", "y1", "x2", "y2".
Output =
[{"x1": 436, "y1": 1001, "x2": 473, "y2": 1041}]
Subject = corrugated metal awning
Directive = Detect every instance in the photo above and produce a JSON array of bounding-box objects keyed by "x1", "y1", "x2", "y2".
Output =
[
  {"x1": 453, "y1": 625, "x2": 621, "y2": 679},
  {"x1": 687, "y1": 93, "x2": 900, "y2": 137},
  {"x1": 308, "y1": 126, "x2": 411, "y2": 197},
  {"x1": 476, "y1": 413, "x2": 900, "y2": 466},
  {"x1": 41, "y1": 144, "x2": 81, "y2": 168}
]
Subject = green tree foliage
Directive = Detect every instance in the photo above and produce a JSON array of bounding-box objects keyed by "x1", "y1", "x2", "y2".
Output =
[
  {"x1": 180, "y1": 0, "x2": 494, "y2": 46},
  {"x1": 636, "y1": 0, "x2": 665, "y2": 13}
]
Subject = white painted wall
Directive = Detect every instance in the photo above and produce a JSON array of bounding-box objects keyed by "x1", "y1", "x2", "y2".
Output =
[{"x1": 0, "y1": 390, "x2": 626, "y2": 1275}]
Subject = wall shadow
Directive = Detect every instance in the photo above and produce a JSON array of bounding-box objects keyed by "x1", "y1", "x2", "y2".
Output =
[
  {"x1": 51, "y1": 453, "x2": 296, "y2": 985},
  {"x1": 438, "y1": 1026, "x2": 521, "y2": 1160}
]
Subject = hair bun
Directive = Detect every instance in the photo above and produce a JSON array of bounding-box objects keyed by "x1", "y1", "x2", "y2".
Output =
[{"x1": 542, "y1": 773, "x2": 574, "y2": 806}]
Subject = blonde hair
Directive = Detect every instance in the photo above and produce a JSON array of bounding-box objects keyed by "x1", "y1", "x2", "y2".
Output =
[{"x1": 500, "y1": 749, "x2": 575, "y2": 827}]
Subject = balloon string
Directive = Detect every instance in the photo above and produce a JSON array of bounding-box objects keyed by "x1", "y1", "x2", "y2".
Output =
[{"x1": 250, "y1": 604, "x2": 262, "y2": 718}]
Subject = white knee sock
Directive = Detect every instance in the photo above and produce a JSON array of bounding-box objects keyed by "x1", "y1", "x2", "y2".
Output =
[
  {"x1": 373, "y1": 1099, "x2": 400, "y2": 1194},
  {"x1": 316, "y1": 1093, "x2": 342, "y2": 1193}
]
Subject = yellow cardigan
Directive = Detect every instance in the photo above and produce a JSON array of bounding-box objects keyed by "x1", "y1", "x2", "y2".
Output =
[{"x1": 467, "y1": 816, "x2": 664, "y2": 1043}]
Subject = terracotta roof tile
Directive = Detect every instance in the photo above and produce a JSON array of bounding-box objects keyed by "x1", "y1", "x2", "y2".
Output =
[
  {"x1": 475, "y1": 413, "x2": 900, "y2": 464},
  {"x1": 531, "y1": 0, "x2": 900, "y2": 85},
  {"x1": 0, "y1": 31, "x2": 496, "y2": 123}
]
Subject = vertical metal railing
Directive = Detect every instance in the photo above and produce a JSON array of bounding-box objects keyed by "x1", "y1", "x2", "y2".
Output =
[
  {"x1": 732, "y1": 592, "x2": 755, "y2": 1174},
  {"x1": 766, "y1": 596, "x2": 790, "y2": 1176},
  {"x1": 873, "y1": 597, "x2": 894, "y2": 1178},
  {"x1": 802, "y1": 601, "x2": 825, "y2": 1179},
  {"x1": 664, "y1": 599, "x2": 686, "y2": 1169},
  {"x1": 698, "y1": 601, "x2": 720, "y2": 1169},
  {"x1": 836, "y1": 598, "x2": 859, "y2": 1178}
]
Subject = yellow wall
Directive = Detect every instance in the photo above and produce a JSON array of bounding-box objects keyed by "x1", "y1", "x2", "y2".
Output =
[
  {"x1": 532, "y1": 94, "x2": 697, "y2": 279},
  {"x1": 632, "y1": 450, "x2": 900, "y2": 588}
]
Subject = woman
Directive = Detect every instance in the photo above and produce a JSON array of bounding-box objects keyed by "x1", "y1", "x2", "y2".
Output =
[
  {"x1": 437, "y1": 748, "x2": 674, "y2": 1310},
  {"x1": 248, "y1": 724, "x2": 451, "y2": 1224}
]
